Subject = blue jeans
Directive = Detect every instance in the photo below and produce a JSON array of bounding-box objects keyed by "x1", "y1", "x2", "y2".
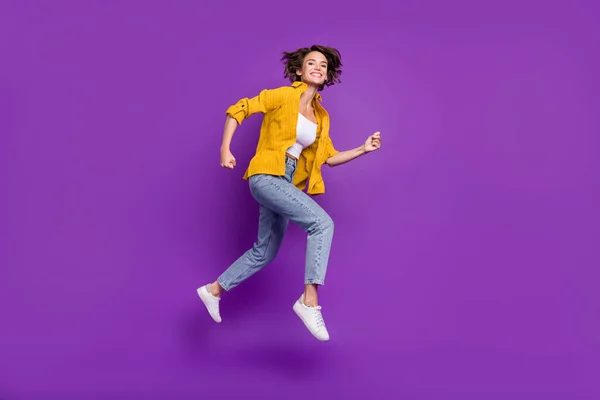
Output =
[{"x1": 217, "y1": 156, "x2": 334, "y2": 291}]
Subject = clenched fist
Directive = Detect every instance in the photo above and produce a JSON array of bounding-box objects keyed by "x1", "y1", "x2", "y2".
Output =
[
  {"x1": 364, "y1": 132, "x2": 381, "y2": 153},
  {"x1": 220, "y1": 148, "x2": 236, "y2": 169}
]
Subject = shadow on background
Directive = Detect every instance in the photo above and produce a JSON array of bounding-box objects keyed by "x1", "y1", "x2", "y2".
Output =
[
  {"x1": 232, "y1": 341, "x2": 331, "y2": 378},
  {"x1": 180, "y1": 297, "x2": 339, "y2": 379}
]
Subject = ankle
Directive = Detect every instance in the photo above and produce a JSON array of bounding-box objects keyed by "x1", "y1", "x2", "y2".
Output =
[
  {"x1": 209, "y1": 282, "x2": 222, "y2": 297},
  {"x1": 303, "y1": 296, "x2": 318, "y2": 307}
]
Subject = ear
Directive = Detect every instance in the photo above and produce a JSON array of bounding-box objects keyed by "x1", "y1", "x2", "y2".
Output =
[{"x1": 296, "y1": 68, "x2": 302, "y2": 77}]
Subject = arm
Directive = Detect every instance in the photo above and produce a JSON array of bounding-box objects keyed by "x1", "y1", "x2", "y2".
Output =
[
  {"x1": 225, "y1": 88, "x2": 282, "y2": 125},
  {"x1": 221, "y1": 114, "x2": 238, "y2": 150},
  {"x1": 220, "y1": 115, "x2": 239, "y2": 168},
  {"x1": 325, "y1": 131, "x2": 381, "y2": 167},
  {"x1": 325, "y1": 144, "x2": 368, "y2": 167},
  {"x1": 220, "y1": 87, "x2": 283, "y2": 169}
]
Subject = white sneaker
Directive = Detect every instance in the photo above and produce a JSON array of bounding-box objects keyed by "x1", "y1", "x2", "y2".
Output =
[
  {"x1": 197, "y1": 285, "x2": 222, "y2": 323},
  {"x1": 293, "y1": 295, "x2": 330, "y2": 341}
]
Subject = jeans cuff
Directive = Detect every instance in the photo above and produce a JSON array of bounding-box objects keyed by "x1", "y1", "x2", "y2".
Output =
[
  {"x1": 217, "y1": 278, "x2": 231, "y2": 291},
  {"x1": 304, "y1": 279, "x2": 324, "y2": 286}
]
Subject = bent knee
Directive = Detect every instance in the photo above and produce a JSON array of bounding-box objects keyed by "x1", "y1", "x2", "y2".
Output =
[
  {"x1": 318, "y1": 213, "x2": 334, "y2": 232},
  {"x1": 251, "y1": 241, "x2": 282, "y2": 264}
]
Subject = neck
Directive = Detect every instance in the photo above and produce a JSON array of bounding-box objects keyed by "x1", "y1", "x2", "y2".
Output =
[{"x1": 300, "y1": 83, "x2": 318, "y2": 109}]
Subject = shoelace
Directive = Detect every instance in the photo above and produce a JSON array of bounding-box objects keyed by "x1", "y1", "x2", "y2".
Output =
[{"x1": 313, "y1": 306, "x2": 325, "y2": 328}]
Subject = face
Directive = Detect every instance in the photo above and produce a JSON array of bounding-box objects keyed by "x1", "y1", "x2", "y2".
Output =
[{"x1": 297, "y1": 51, "x2": 328, "y2": 86}]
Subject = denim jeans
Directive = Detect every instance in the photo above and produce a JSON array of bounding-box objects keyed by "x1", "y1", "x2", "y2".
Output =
[{"x1": 217, "y1": 156, "x2": 334, "y2": 291}]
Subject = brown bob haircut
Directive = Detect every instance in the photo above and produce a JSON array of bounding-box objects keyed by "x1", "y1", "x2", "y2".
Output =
[{"x1": 281, "y1": 45, "x2": 343, "y2": 91}]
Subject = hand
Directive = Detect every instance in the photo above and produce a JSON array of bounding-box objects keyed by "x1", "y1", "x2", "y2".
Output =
[
  {"x1": 220, "y1": 148, "x2": 236, "y2": 169},
  {"x1": 364, "y1": 132, "x2": 381, "y2": 153}
]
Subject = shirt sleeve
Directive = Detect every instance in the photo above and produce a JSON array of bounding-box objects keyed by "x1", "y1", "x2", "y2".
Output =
[
  {"x1": 225, "y1": 88, "x2": 282, "y2": 125},
  {"x1": 325, "y1": 135, "x2": 339, "y2": 159}
]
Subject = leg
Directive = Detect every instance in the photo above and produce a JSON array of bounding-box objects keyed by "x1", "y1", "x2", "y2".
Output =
[
  {"x1": 215, "y1": 204, "x2": 288, "y2": 292},
  {"x1": 249, "y1": 174, "x2": 334, "y2": 295},
  {"x1": 197, "y1": 203, "x2": 287, "y2": 323},
  {"x1": 303, "y1": 284, "x2": 319, "y2": 307},
  {"x1": 248, "y1": 166, "x2": 334, "y2": 342}
]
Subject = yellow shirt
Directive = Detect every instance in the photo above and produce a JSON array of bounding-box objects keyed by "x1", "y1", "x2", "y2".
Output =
[{"x1": 226, "y1": 81, "x2": 339, "y2": 195}]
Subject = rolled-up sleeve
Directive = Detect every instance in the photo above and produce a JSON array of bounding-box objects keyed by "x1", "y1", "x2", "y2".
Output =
[
  {"x1": 325, "y1": 136, "x2": 339, "y2": 159},
  {"x1": 225, "y1": 88, "x2": 279, "y2": 125}
]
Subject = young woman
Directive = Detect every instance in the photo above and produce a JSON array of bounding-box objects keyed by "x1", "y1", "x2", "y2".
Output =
[{"x1": 197, "y1": 45, "x2": 381, "y2": 341}]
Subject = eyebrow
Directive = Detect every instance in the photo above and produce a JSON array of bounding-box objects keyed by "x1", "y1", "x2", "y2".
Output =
[{"x1": 306, "y1": 58, "x2": 328, "y2": 64}]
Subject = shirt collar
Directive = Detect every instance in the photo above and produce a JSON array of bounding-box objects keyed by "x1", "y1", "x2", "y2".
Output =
[{"x1": 292, "y1": 81, "x2": 323, "y2": 102}]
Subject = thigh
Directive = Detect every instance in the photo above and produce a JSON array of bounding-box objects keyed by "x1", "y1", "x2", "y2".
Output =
[{"x1": 249, "y1": 174, "x2": 331, "y2": 232}]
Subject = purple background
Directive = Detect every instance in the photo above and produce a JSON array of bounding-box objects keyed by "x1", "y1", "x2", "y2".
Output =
[{"x1": 1, "y1": 0, "x2": 598, "y2": 399}]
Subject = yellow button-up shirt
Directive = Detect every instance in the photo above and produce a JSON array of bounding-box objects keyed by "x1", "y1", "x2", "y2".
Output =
[{"x1": 225, "y1": 81, "x2": 339, "y2": 195}]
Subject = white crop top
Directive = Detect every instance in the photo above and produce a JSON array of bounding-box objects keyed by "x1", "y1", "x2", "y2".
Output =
[{"x1": 286, "y1": 113, "x2": 317, "y2": 159}]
